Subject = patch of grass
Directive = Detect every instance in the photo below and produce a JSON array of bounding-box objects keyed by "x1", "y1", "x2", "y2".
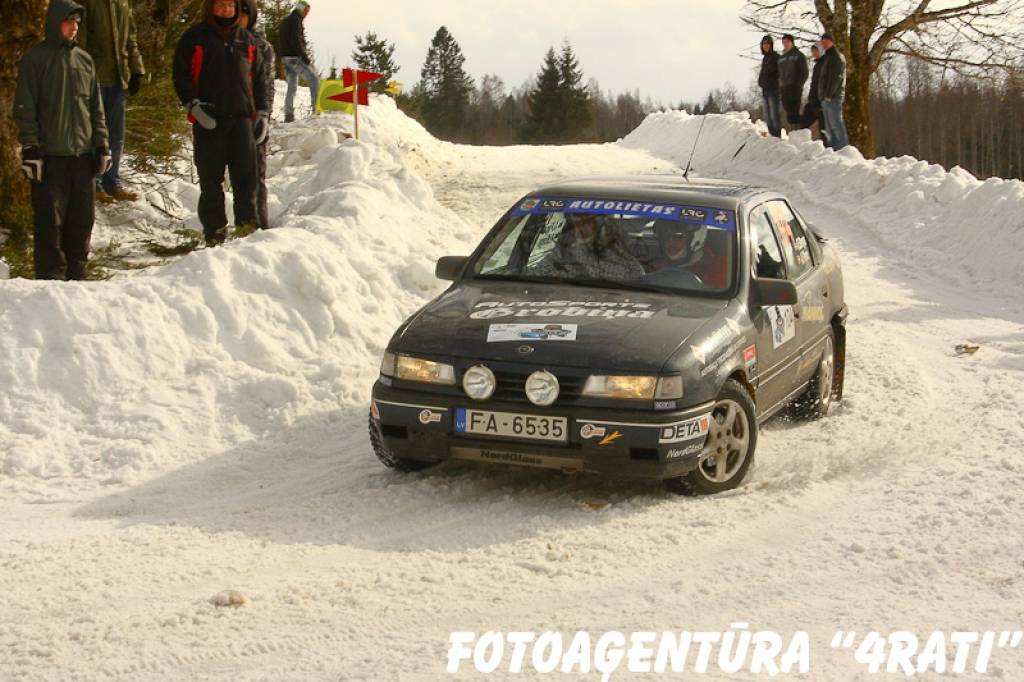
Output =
[
  {"x1": 86, "y1": 239, "x2": 163, "y2": 280},
  {"x1": 142, "y1": 228, "x2": 205, "y2": 257}
]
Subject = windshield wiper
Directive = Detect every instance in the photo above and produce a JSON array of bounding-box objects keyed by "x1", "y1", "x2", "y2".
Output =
[{"x1": 569, "y1": 277, "x2": 679, "y2": 294}]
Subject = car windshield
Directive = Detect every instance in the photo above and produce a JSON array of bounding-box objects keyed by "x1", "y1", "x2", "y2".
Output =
[{"x1": 470, "y1": 197, "x2": 737, "y2": 294}]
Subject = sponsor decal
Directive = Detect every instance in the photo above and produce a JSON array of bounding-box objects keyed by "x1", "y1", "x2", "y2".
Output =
[
  {"x1": 419, "y1": 409, "x2": 442, "y2": 425},
  {"x1": 743, "y1": 344, "x2": 758, "y2": 376},
  {"x1": 666, "y1": 442, "x2": 704, "y2": 459},
  {"x1": 654, "y1": 400, "x2": 677, "y2": 411},
  {"x1": 692, "y1": 323, "x2": 740, "y2": 368},
  {"x1": 690, "y1": 345, "x2": 706, "y2": 365},
  {"x1": 510, "y1": 197, "x2": 737, "y2": 230},
  {"x1": 488, "y1": 323, "x2": 578, "y2": 342},
  {"x1": 802, "y1": 305, "x2": 825, "y2": 322},
  {"x1": 659, "y1": 413, "x2": 711, "y2": 444},
  {"x1": 599, "y1": 431, "x2": 623, "y2": 446},
  {"x1": 480, "y1": 450, "x2": 543, "y2": 466},
  {"x1": 471, "y1": 300, "x2": 657, "y2": 321},
  {"x1": 767, "y1": 305, "x2": 796, "y2": 349},
  {"x1": 700, "y1": 339, "x2": 744, "y2": 377},
  {"x1": 580, "y1": 424, "x2": 607, "y2": 440},
  {"x1": 517, "y1": 345, "x2": 534, "y2": 355},
  {"x1": 370, "y1": 400, "x2": 380, "y2": 420},
  {"x1": 725, "y1": 318, "x2": 742, "y2": 334}
]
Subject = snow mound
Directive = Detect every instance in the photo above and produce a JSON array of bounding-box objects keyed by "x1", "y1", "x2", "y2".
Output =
[
  {"x1": 0, "y1": 97, "x2": 474, "y2": 496},
  {"x1": 622, "y1": 111, "x2": 1024, "y2": 291},
  {"x1": 0, "y1": 259, "x2": 8, "y2": 280}
]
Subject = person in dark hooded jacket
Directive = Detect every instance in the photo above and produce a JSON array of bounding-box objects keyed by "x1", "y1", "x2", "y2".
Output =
[
  {"x1": 757, "y1": 35, "x2": 782, "y2": 138},
  {"x1": 800, "y1": 43, "x2": 825, "y2": 139},
  {"x1": 14, "y1": 0, "x2": 110, "y2": 280},
  {"x1": 239, "y1": 0, "x2": 275, "y2": 230},
  {"x1": 173, "y1": 0, "x2": 266, "y2": 245}
]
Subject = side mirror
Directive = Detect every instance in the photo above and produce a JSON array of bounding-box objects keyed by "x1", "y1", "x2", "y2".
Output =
[
  {"x1": 435, "y1": 256, "x2": 469, "y2": 281},
  {"x1": 752, "y1": 278, "x2": 798, "y2": 307}
]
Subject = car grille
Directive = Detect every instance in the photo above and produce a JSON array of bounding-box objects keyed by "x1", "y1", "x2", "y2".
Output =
[{"x1": 491, "y1": 369, "x2": 584, "y2": 405}]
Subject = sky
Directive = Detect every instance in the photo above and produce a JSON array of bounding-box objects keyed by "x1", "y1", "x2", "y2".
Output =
[{"x1": 302, "y1": 0, "x2": 767, "y2": 105}]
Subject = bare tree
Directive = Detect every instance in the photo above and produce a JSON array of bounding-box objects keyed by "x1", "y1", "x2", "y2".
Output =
[
  {"x1": 0, "y1": 0, "x2": 47, "y2": 246},
  {"x1": 741, "y1": 0, "x2": 1024, "y2": 156}
]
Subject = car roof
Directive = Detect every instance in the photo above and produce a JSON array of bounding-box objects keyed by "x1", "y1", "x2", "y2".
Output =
[{"x1": 526, "y1": 174, "x2": 771, "y2": 210}]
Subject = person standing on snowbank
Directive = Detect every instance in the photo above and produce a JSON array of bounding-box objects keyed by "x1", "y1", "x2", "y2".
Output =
[
  {"x1": 278, "y1": 1, "x2": 318, "y2": 123},
  {"x1": 240, "y1": 0, "x2": 275, "y2": 230},
  {"x1": 76, "y1": 0, "x2": 145, "y2": 203},
  {"x1": 758, "y1": 35, "x2": 782, "y2": 138},
  {"x1": 777, "y1": 34, "x2": 808, "y2": 131},
  {"x1": 14, "y1": 0, "x2": 110, "y2": 280},
  {"x1": 818, "y1": 32, "x2": 849, "y2": 151},
  {"x1": 173, "y1": 0, "x2": 266, "y2": 246},
  {"x1": 800, "y1": 44, "x2": 825, "y2": 140}
]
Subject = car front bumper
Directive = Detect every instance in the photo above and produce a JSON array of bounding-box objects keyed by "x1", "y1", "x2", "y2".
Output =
[{"x1": 370, "y1": 380, "x2": 715, "y2": 481}]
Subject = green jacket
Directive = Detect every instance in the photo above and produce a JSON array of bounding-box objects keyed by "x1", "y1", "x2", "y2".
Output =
[
  {"x1": 13, "y1": 0, "x2": 109, "y2": 156},
  {"x1": 77, "y1": 0, "x2": 144, "y2": 89}
]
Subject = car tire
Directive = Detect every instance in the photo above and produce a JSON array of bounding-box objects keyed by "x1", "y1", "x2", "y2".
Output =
[
  {"x1": 367, "y1": 413, "x2": 438, "y2": 472},
  {"x1": 665, "y1": 379, "x2": 757, "y2": 496},
  {"x1": 791, "y1": 329, "x2": 836, "y2": 420}
]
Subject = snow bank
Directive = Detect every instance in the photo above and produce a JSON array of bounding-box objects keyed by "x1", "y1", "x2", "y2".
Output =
[
  {"x1": 0, "y1": 97, "x2": 474, "y2": 495},
  {"x1": 622, "y1": 111, "x2": 1024, "y2": 291},
  {"x1": 0, "y1": 259, "x2": 8, "y2": 279}
]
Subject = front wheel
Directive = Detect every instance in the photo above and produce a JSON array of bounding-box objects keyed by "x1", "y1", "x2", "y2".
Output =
[{"x1": 665, "y1": 379, "x2": 757, "y2": 496}]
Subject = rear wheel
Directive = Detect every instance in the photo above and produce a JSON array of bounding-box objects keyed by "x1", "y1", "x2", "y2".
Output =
[
  {"x1": 367, "y1": 413, "x2": 438, "y2": 472},
  {"x1": 792, "y1": 329, "x2": 836, "y2": 420},
  {"x1": 665, "y1": 379, "x2": 757, "y2": 496}
]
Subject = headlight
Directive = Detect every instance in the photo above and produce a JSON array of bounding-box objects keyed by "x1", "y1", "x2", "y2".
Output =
[
  {"x1": 463, "y1": 365, "x2": 496, "y2": 400},
  {"x1": 525, "y1": 370, "x2": 559, "y2": 406},
  {"x1": 394, "y1": 356, "x2": 456, "y2": 385},
  {"x1": 380, "y1": 351, "x2": 397, "y2": 377},
  {"x1": 582, "y1": 375, "x2": 683, "y2": 400}
]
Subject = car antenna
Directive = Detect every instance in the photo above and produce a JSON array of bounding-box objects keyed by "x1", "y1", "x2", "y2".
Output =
[{"x1": 682, "y1": 115, "x2": 707, "y2": 182}]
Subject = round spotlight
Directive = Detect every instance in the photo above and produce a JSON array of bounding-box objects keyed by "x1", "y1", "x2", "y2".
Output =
[
  {"x1": 463, "y1": 365, "x2": 496, "y2": 400},
  {"x1": 525, "y1": 370, "x2": 559, "y2": 406}
]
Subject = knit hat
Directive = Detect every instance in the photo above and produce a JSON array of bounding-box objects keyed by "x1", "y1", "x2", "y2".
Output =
[{"x1": 295, "y1": 1, "x2": 310, "y2": 11}]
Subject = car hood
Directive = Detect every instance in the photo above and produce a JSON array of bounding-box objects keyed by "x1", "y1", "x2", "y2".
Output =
[{"x1": 391, "y1": 281, "x2": 729, "y2": 372}]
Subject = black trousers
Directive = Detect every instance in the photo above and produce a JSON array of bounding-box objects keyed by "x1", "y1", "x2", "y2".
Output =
[
  {"x1": 194, "y1": 118, "x2": 258, "y2": 241},
  {"x1": 781, "y1": 86, "x2": 803, "y2": 126},
  {"x1": 31, "y1": 153, "x2": 95, "y2": 280},
  {"x1": 256, "y1": 141, "x2": 269, "y2": 229}
]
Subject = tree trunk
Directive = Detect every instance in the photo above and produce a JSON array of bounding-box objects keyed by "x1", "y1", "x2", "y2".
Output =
[
  {"x1": 845, "y1": 63, "x2": 875, "y2": 157},
  {"x1": 0, "y1": 0, "x2": 47, "y2": 238}
]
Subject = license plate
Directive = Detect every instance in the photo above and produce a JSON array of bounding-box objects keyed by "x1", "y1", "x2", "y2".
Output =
[{"x1": 455, "y1": 408, "x2": 567, "y2": 442}]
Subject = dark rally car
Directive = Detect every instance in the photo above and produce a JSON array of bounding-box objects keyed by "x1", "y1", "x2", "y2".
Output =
[{"x1": 369, "y1": 175, "x2": 847, "y2": 494}]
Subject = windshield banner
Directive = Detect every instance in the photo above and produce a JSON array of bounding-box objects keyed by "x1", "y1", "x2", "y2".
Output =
[{"x1": 512, "y1": 197, "x2": 736, "y2": 230}]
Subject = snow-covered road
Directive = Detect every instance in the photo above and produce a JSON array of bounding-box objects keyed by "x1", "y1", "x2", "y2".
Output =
[{"x1": 2, "y1": 101, "x2": 1023, "y2": 680}]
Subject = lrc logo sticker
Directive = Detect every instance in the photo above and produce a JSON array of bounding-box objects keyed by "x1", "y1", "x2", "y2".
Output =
[{"x1": 419, "y1": 409, "x2": 442, "y2": 425}]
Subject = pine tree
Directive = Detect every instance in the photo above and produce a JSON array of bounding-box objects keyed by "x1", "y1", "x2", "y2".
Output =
[
  {"x1": 522, "y1": 48, "x2": 564, "y2": 143},
  {"x1": 352, "y1": 31, "x2": 399, "y2": 93},
  {"x1": 419, "y1": 26, "x2": 474, "y2": 140},
  {"x1": 521, "y1": 41, "x2": 594, "y2": 143},
  {"x1": 558, "y1": 41, "x2": 593, "y2": 142}
]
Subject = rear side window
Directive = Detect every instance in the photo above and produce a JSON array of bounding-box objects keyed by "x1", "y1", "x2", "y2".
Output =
[
  {"x1": 766, "y1": 200, "x2": 813, "y2": 280},
  {"x1": 750, "y1": 210, "x2": 786, "y2": 279}
]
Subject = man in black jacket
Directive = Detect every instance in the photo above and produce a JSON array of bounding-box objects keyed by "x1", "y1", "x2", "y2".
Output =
[
  {"x1": 777, "y1": 34, "x2": 808, "y2": 130},
  {"x1": 800, "y1": 44, "x2": 825, "y2": 139},
  {"x1": 240, "y1": 0, "x2": 275, "y2": 230},
  {"x1": 817, "y1": 32, "x2": 849, "y2": 150},
  {"x1": 278, "y1": 1, "x2": 318, "y2": 123},
  {"x1": 757, "y1": 35, "x2": 781, "y2": 138},
  {"x1": 173, "y1": 0, "x2": 266, "y2": 245},
  {"x1": 14, "y1": 0, "x2": 110, "y2": 280}
]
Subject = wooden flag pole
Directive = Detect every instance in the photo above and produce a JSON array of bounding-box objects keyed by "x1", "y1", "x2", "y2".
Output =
[{"x1": 353, "y1": 67, "x2": 360, "y2": 140}]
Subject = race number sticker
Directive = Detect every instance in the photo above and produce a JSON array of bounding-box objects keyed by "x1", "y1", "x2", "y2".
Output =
[
  {"x1": 488, "y1": 323, "x2": 578, "y2": 342},
  {"x1": 767, "y1": 305, "x2": 796, "y2": 349}
]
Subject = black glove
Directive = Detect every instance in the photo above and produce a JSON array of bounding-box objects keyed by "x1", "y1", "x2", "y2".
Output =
[
  {"x1": 128, "y1": 73, "x2": 142, "y2": 96},
  {"x1": 253, "y1": 111, "x2": 270, "y2": 145},
  {"x1": 186, "y1": 99, "x2": 217, "y2": 129},
  {"x1": 20, "y1": 146, "x2": 43, "y2": 183},
  {"x1": 95, "y1": 147, "x2": 113, "y2": 175}
]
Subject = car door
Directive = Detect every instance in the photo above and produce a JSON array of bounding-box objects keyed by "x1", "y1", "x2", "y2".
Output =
[
  {"x1": 747, "y1": 205, "x2": 800, "y2": 413},
  {"x1": 764, "y1": 199, "x2": 831, "y2": 387}
]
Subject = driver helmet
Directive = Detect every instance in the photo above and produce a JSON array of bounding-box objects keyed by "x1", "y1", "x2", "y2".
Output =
[{"x1": 654, "y1": 223, "x2": 707, "y2": 266}]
